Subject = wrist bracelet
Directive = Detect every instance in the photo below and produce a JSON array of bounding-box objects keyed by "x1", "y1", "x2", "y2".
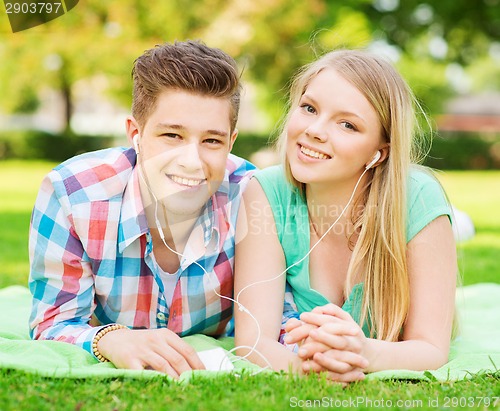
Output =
[{"x1": 92, "y1": 324, "x2": 128, "y2": 362}]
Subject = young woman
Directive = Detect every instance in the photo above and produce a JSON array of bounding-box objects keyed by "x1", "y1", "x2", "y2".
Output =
[{"x1": 234, "y1": 49, "x2": 457, "y2": 383}]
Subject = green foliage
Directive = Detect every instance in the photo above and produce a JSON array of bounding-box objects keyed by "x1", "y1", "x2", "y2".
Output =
[
  {"x1": 2, "y1": 0, "x2": 499, "y2": 139},
  {"x1": 426, "y1": 133, "x2": 500, "y2": 170},
  {"x1": 231, "y1": 132, "x2": 271, "y2": 162},
  {"x1": 0, "y1": 0, "x2": 235, "y2": 131},
  {"x1": 397, "y1": 56, "x2": 453, "y2": 115},
  {"x1": 0, "y1": 130, "x2": 115, "y2": 161},
  {"x1": 363, "y1": 0, "x2": 500, "y2": 65}
]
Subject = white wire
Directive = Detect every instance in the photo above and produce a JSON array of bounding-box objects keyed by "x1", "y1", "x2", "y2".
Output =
[
  {"x1": 232, "y1": 167, "x2": 370, "y2": 367},
  {"x1": 235, "y1": 166, "x2": 370, "y2": 303},
  {"x1": 226, "y1": 345, "x2": 273, "y2": 374},
  {"x1": 137, "y1": 159, "x2": 272, "y2": 370},
  {"x1": 138, "y1": 153, "x2": 370, "y2": 374}
]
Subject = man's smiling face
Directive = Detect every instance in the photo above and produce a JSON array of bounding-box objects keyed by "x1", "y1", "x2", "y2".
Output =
[{"x1": 135, "y1": 89, "x2": 237, "y2": 219}]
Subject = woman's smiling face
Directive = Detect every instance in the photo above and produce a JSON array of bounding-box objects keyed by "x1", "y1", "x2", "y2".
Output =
[{"x1": 286, "y1": 68, "x2": 384, "y2": 187}]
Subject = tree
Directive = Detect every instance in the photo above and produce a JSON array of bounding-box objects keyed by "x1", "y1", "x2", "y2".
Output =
[
  {"x1": 0, "y1": 0, "x2": 228, "y2": 132},
  {"x1": 200, "y1": 0, "x2": 500, "y2": 124},
  {"x1": 363, "y1": 0, "x2": 500, "y2": 65},
  {"x1": 1, "y1": 0, "x2": 499, "y2": 134}
]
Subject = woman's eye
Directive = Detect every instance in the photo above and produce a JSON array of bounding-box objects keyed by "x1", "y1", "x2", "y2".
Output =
[
  {"x1": 300, "y1": 104, "x2": 316, "y2": 114},
  {"x1": 340, "y1": 121, "x2": 356, "y2": 131},
  {"x1": 165, "y1": 133, "x2": 181, "y2": 139}
]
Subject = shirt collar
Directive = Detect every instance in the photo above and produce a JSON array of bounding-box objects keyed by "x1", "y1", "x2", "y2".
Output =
[
  {"x1": 179, "y1": 170, "x2": 233, "y2": 269},
  {"x1": 118, "y1": 162, "x2": 232, "y2": 261},
  {"x1": 118, "y1": 166, "x2": 149, "y2": 253},
  {"x1": 179, "y1": 195, "x2": 220, "y2": 269}
]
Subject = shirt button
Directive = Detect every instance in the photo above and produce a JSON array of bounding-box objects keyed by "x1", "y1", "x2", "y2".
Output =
[{"x1": 157, "y1": 312, "x2": 166, "y2": 321}]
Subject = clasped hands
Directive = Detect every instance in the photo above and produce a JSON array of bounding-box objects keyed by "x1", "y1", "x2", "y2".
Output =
[{"x1": 283, "y1": 304, "x2": 369, "y2": 383}]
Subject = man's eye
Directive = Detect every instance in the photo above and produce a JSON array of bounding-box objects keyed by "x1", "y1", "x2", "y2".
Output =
[
  {"x1": 165, "y1": 133, "x2": 181, "y2": 139},
  {"x1": 204, "y1": 138, "x2": 223, "y2": 145}
]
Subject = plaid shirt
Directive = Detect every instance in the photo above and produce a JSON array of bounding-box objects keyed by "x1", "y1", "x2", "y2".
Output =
[
  {"x1": 29, "y1": 147, "x2": 255, "y2": 357},
  {"x1": 279, "y1": 283, "x2": 301, "y2": 353}
]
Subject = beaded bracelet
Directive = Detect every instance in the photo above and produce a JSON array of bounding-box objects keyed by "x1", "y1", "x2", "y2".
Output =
[{"x1": 92, "y1": 324, "x2": 128, "y2": 362}]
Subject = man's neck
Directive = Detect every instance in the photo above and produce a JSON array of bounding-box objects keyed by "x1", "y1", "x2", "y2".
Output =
[{"x1": 145, "y1": 205, "x2": 199, "y2": 246}]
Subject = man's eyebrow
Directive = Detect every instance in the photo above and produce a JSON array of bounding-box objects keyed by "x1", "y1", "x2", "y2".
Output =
[
  {"x1": 206, "y1": 129, "x2": 229, "y2": 138},
  {"x1": 155, "y1": 123, "x2": 228, "y2": 137},
  {"x1": 155, "y1": 123, "x2": 185, "y2": 131}
]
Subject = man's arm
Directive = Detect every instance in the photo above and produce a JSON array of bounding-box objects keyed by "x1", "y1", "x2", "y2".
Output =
[
  {"x1": 29, "y1": 171, "x2": 205, "y2": 377},
  {"x1": 29, "y1": 171, "x2": 100, "y2": 354}
]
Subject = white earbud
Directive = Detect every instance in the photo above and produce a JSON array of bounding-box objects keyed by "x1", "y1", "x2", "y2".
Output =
[
  {"x1": 365, "y1": 150, "x2": 382, "y2": 170},
  {"x1": 133, "y1": 134, "x2": 140, "y2": 154}
]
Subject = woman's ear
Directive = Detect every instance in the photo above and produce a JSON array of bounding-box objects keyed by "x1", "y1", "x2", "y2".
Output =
[{"x1": 378, "y1": 144, "x2": 390, "y2": 164}]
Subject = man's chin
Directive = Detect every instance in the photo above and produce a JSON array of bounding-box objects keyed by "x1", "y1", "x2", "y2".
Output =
[
  {"x1": 162, "y1": 197, "x2": 210, "y2": 219},
  {"x1": 158, "y1": 183, "x2": 218, "y2": 218}
]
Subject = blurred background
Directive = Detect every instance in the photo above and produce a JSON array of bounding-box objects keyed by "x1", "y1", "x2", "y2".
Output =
[
  {"x1": 0, "y1": 0, "x2": 499, "y2": 289},
  {"x1": 0, "y1": 0, "x2": 499, "y2": 168}
]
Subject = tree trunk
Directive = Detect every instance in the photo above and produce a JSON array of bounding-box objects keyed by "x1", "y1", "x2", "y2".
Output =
[{"x1": 61, "y1": 70, "x2": 73, "y2": 134}]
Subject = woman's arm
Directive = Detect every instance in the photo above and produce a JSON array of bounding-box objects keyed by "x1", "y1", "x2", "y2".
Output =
[
  {"x1": 366, "y1": 214, "x2": 457, "y2": 371},
  {"x1": 234, "y1": 178, "x2": 301, "y2": 371},
  {"x1": 296, "y1": 215, "x2": 457, "y2": 373}
]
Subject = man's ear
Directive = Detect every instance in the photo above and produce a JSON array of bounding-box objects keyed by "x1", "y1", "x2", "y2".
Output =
[
  {"x1": 228, "y1": 128, "x2": 238, "y2": 152},
  {"x1": 125, "y1": 116, "x2": 141, "y2": 147}
]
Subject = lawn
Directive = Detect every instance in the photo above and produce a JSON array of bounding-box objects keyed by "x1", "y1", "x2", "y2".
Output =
[{"x1": 0, "y1": 160, "x2": 499, "y2": 410}]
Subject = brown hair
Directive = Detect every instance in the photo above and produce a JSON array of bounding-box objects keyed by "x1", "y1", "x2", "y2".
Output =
[{"x1": 132, "y1": 40, "x2": 241, "y2": 132}]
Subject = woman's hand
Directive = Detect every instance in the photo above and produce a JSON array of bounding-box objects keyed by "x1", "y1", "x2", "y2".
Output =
[
  {"x1": 97, "y1": 328, "x2": 205, "y2": 378},
  {"x1": 284, "y1": 304, "x2": 368, "y2": 382}
]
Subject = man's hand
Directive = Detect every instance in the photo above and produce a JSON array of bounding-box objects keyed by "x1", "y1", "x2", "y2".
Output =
[{"x1": 97, "y1": 328, "x2": 205, "y2": 378}]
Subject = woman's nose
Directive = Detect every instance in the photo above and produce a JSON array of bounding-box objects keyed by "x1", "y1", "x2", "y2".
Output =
[{"x1": 305, "y1": 119, "x2": 328, "y2": 142}]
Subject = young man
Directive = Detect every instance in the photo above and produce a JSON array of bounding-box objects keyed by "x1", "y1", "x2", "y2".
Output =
[{"x1": 29, "y1": 40, "x2": 255, "y2": 378}]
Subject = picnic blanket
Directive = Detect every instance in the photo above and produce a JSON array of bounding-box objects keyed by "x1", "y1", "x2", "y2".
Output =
[{"x1": 0, "y1": 284, "x2": 499, "y2": 381}]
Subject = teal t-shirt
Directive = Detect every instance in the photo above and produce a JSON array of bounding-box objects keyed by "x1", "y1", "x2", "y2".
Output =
[{"x1": 254, "y1": 165, "x2": 452, "y2": 335}]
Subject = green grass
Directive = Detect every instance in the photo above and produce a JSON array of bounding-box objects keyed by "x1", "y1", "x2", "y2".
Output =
[
  {"x1": 0, "y1": 160, "x2": 499, "y2": 410},
  {"x1": 0, "y1": 160, "x2": 57, "y2": 288},
  {"x1": 0, "y1": 370, "x2": 498, "y2": 411},
  {"x1": 437, "y1": 170, "x2": 500, "y2": 285}
]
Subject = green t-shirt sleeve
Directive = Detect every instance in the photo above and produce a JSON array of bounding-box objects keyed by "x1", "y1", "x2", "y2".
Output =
[{"x1": 407, "y1": 167, "x2": 452, "y2": 242}]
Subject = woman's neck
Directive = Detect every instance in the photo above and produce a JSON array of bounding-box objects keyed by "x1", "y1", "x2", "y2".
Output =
[{"x1": 305, "y1": 175, "x2": 368, "y2": 237}]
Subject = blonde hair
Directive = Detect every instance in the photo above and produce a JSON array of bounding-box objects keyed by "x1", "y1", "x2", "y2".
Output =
[{"x1": 277, "y1": 50, "x2": 426, "y2": 341}]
